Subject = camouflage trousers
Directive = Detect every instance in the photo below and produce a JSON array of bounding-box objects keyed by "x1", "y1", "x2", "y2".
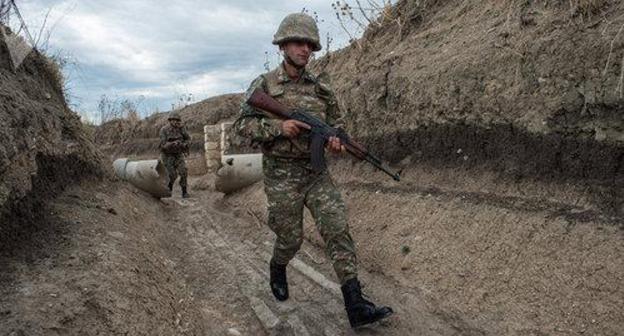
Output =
[
  {"x1": 161, "y1": 153, "x2": 188, "y2": 188},
  {"x1": 263, "y1": 155, "x2": 357, "y2": 284}
]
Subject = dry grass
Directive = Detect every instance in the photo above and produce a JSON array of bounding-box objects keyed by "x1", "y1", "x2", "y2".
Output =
[
  {"x1": 43, "y1": 54, "x2": 65, "y2": 93},
  {"x1": 0, "y1": 1, "x2": 9, "y2": 23},
  {"x1": 568, "y1": 0, "x2": 609, "y2": 16},
  {"x1": 81, "y1": 121, "x2": 97, "y2": 142}
]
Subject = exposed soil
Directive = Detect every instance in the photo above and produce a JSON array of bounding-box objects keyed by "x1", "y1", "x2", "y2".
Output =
[
  {"x1": 1, "y1": 180, "x2": 205, "y2": 335},
  {"x1": 0, "y1": 24, "x2": 103, "y2": 252},
  {"x1": 312, "y1": 0, "x2": 624, "y2": 213},
  {"x1": 3, "y1": 158, "x2": 622, "y2": 335},
  {"x1": 1, "y1": 175, "x2": 463, "y2": 336},
  {"x1": 226, "y1": 160, "x2": 624, "y2": 336}
]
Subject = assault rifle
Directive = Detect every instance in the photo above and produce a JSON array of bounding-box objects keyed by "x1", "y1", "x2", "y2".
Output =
[
  {"x1": 247, "y1": 89, "x2": 401, "y2": 181},
  {"x1": 163, "y1": 136, "x2": 189, "y2": 155}
]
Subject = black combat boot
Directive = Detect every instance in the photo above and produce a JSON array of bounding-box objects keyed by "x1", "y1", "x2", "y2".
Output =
[
  {"x1": 181, "y1": 186, "x2": 189, "y2": 198},
  {"x1": 341, "y1": 278, "x2": 393, "y2": 328},
  {"x1": 269, "y1": 259, "x2": 288, "y2": 301}
]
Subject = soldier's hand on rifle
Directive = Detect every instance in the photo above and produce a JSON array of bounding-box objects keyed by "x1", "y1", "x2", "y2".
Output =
[
  {"x1": 327, "y1": 136, "x2": 345, "y2": 154},
  {"x1": 280, "y1": 119, "x2": 310, "y2": 138}
]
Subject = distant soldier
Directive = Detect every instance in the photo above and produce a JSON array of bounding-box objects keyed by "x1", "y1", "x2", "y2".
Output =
[
  {"x1": 234, "y1": 13, "x2": 393, "y2": 328},
  {"x1": 159, "y1": 112, "x2": 191, "y2": 198}
]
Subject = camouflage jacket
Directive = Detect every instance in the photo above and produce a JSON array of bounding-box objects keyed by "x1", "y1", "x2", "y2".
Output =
[
  {"x1": 234, "y1": 63, "x2": 344, "y2": 159},
  {"x1": 159, "y1": 124, "x2": 191, "y2": 155}
]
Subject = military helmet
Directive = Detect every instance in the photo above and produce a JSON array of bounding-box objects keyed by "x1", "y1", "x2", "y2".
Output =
[
  {"x1": 272, "y1": 13, "x2": 322, "y2": 52},
  {"x1": 168, "y1": 112, "x2": 181, "y2": 121}
]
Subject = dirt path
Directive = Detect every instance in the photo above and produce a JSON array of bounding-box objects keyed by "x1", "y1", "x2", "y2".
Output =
[
  {"x1": 166, "y1": 186, "x2": 462, "y2": 335},
  {"x1": 3, "y1": 160, "x2": 620, "y2": 335},
  {"x1": 1, "y1": 176, "x2": 463, "y2": 335}
]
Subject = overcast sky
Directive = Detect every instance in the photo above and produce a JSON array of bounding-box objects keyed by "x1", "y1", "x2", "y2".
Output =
[{"x1": 10, "y1": 0, "x2": 384, "y2": 123}]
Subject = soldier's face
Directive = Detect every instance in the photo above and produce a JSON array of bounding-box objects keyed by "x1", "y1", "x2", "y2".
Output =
[
  {"x1": 170, "y1": 119, "x2": 181, "y2": 128},
  {"x1": 282, "y1": 40, "x2": 312, "y2": 67}
]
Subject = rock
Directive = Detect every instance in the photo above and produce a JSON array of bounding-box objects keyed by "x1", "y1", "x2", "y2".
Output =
[{"x1": 227, "y1": 328, "x2": 242, "y2": 336}]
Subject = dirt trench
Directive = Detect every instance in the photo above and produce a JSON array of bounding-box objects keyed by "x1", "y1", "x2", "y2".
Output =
[
  {"x1": 0, "y1": 172, "x2": 463, "y2": 336},
  {"x1": 0, "y1": 179, "x2": 204, "y2": 335},
  {"x1": 2, "y1": 152, "x2": 623, "y2": 335},
  {"x1": 227, "y1": 160, "x2": 624, "y2": 336}
]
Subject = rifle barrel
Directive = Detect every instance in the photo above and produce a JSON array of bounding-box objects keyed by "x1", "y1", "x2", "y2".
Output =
[{"x1": 247, "y1": 89, "x2": 401, "y2": 182}]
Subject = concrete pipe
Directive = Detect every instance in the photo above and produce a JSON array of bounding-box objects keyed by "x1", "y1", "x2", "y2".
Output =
[
  {"x1": 113, "y1": 158, "x2": 172, "y2": 198},
  {"x1": 214, "y1": 153, "x2": 263, "y2": 194}
]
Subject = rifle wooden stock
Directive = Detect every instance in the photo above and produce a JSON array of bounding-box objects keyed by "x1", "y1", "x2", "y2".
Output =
[{"x1": 247, "y1": 89, "x2": 291, "y2": 119}]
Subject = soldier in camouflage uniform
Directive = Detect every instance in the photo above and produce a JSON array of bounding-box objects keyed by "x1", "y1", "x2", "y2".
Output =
[
  {"x1": 234, "y1": 13, "x2": 392, "y2": 328},
  {"x1": 159, "y1": 112, "x2": 191, "y2": 198}
]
